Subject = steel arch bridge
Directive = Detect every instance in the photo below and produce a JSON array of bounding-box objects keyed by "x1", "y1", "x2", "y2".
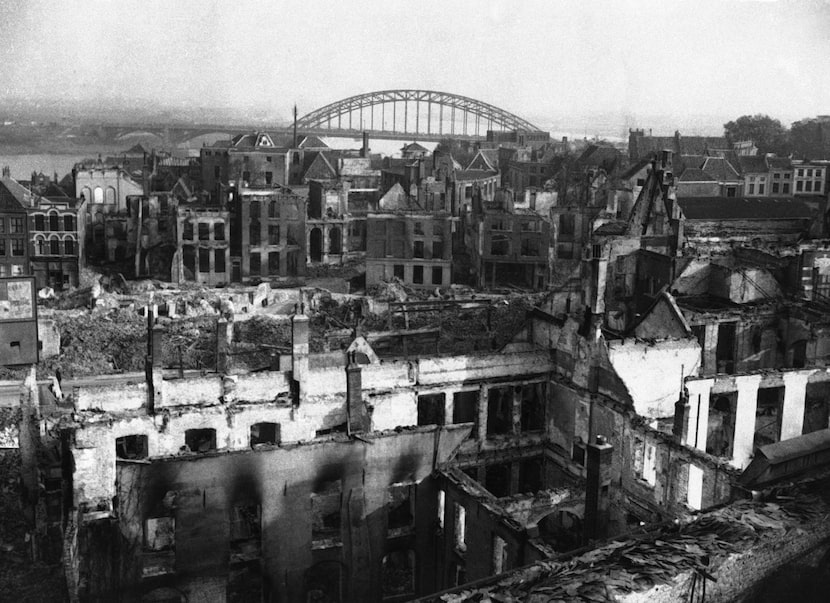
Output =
[{"x1": 296, "y1": 90, "x2": 542, "y2": 140}]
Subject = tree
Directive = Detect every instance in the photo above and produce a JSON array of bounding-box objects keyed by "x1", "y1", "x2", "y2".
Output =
[{"x1": 723, "y1": 114, "x2": 790, "y2": 156}]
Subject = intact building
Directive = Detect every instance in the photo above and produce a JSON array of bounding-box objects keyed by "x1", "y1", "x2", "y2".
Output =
[{"x1": 0, "y1": 174, "x2": 32, "y2": 278}]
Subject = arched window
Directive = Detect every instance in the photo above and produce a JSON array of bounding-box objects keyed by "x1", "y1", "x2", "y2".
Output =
[
  {"x1": 34, "y1": 237, "x2": 45, "y2": 255},
  {"x1": 105, "y1": 187, "x2": 116, "y2": 204},
  {"x1": 63, "y1": 237, "x2": 75, "y2": 256},
  {"x1": 49, "y1": 211, "x2": 60, "y2": 231},
  {"x1": 49, "y1": 236, "x2": 61, "y2": 255},
  {"x1": 64, "y1": 215, "x2": 75, "y2": 232},
  {"x1": 93, "y1": 187, "x2": 104, "y2": 204},
  {"x1": 34, "y1": 214, "x2": 45, "y2": 231}
]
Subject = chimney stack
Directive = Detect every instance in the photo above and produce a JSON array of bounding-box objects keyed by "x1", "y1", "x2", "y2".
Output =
[
  {"x1": 583, "y1": 435, "x2": 613, "y2": 544},
  {"x1": 346, "y1": 352, "x2": 370, "y2": 434},
  {"x1": 293, "y1": 105, "x2": 298, "y2": 148},
  {"x1": 361, "y1": 131, "x2": 369, "y2": 158},
  {"x1": 291, "y1": 305, "x2": 309, "y2": 404}
]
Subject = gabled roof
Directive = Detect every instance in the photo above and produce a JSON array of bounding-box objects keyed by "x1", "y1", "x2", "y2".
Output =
[
  {"x1": 303, "y1": 152, "x2": 337, "y2": 181},
  {"x1": 298, "y1": 135, "x2": 329, "y2": 149},
  {"x1": 466, "y1": 149, "x2": 499, "y2": 171},
  {"x1": 701, "y1": 156, "x2": 740, "y2": 181},
  {"x1": 229, "y1": 131, "x2": 280, "y2": 149},
  {"x1": 378, "y1": 182, "x2": 413, "y2": 210},
  {"x1": 401, "y1": 141, "x2": 428, "y2": 153},
  {"x1": 0, "y1": 177, "x2": 33, "y2": 210},
  {"x1": 677, "y1": 197, "x2": 814, "y2": 220}
]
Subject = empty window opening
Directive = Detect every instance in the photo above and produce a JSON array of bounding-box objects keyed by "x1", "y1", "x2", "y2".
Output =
[
  {"x1": 198, "y1": 223, "x2": 210, "y2": 240},
  {"x1": 518, "y1": 457, "x2": 543, "y2": 493},
  {"x1": 145, "y1": 517, "x2": 175, "y2": 551},
  {"x1": 250, "y1": 422, "x2": 280, "y2": 446},
  {"x1": 487, "y1": 386, "x2": 513, "y2": 436},
  {"x1": 453, "y1": 391, "x2": 478, "y2": 439},
  {"x1": 249, "y1": 252, "x2": 261, "y2": 275},
  {"x1": 432, "y1": 266, "x2": 443, "y2": 286},
  {"x1": 804, "y1": 382, "x2": 830, "y2": 435},
  {"x1": 311, "y1": 480, "x2": 342, "y2": 544},
  {"x1": 715, "y1": 323, "x2": 736, "y2": 374},
  {"x1": 381, "y1": 549, "x2": 415, "y2": 599},
  {"x1": 214, "y1": 222, "x2": 225, "y2": 240},
  {"x1": 520, "y1": 383, "x2": 545, "y2": 432},
  {"x1": 229, "y1": 504, "x2": 262, "y2": 568},
  {"x1": 417, "y1": 393, "x2": 445, "y2": 426},
  {"x1": 116, "y1": 434, "x2": 148, "y2": 460},
  {"x1": 454, "y1": 503, "x2": 467, "y2": 553},
  {"x1": 184, "y1": 428, "x2": 216, "y2": 453},
  {"x1": 199, "y1": 248, "x2": 210, "y2": 273},
  {"x1": 484, "y1": 462, "x2": 511, "y2": 498},
  {"x1": 387, "y1": 483, "x2": 415, "y2": 532},
  {"x1": 437, "y1": 489, "x2": 445, "y2": 529},
  {"x1": 412, "y1": 265, "x2": 424, "y2": 284},
  {"x1": 492, "y1": 535, "x2": 508, "y2": 574},
  {"x1": 755, "y1": 386, "x2": 784, "y2": 448},
  {"x1": 706, "y1": 394, "x2": 737, "y2": 458}
]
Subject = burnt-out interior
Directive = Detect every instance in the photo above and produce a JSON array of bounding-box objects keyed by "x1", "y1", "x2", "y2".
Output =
[
  {"x1": 453, "y1": 391, "x2": 478, "y2": 438},
  {"x1": 484, "y1": 462, "x2": 511, "y2": 497},
  {"x1": 707, "y1": 393, "x2": 737, "y2": 458},
  {"x1": 755, "y1": 386, "x2": 784, "y2": 448},
  {"x1": 487, "y1": 386, "x2": 513, "y2": 436},
  {"x1": 417, "y1": 393, "x2": 446, "y2": 426},
  {"x1": 804, "y1": 382, "x2": 830, "y2": 434},
  {"x1": 184, "y1": 428, "x2": 216, "y2": 453}
]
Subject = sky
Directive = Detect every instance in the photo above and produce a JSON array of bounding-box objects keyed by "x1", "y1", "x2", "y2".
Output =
[{"x1": 1, "y1": 0, "x2": 829, "y2": 136}]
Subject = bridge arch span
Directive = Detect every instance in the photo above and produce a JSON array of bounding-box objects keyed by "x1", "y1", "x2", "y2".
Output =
[{"x1": 296, "y1": 89, "x2": 541, "y2": 139}]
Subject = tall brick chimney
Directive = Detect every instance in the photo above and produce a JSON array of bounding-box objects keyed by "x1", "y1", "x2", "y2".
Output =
[
  {"x1": 583, "y1": 435, "x2": 613, "y2": 544},
  {"x1": 361, "y1": 131, "x2": 369, "y2": 158},
  {"x1": 346, "y1": 351, "x2": 370, "y2": 434},
  {"x1": 673, "y1": 386, "x2": 690, "y2": 443},
  {"x1": 291, "y1": 305, "x2": 309, "y2": 404}
]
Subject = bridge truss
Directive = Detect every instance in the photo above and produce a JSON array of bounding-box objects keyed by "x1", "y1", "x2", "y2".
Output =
[{"x1": 296, "y1": 90, "x2": 541, "y2": 139}]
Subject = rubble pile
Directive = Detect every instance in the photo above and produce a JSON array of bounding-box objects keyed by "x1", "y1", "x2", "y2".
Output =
[{"x1": 439, "y1": 486, "x2": 829, "y2": 602}]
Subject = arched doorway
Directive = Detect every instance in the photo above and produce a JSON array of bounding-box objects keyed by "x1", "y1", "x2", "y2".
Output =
[
  {"x1": 310, "y1": 228, "x2": 323, "y2": 262},
  {"x1": 329, "y1": 227, "x2": 342, "y2": 255}
]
